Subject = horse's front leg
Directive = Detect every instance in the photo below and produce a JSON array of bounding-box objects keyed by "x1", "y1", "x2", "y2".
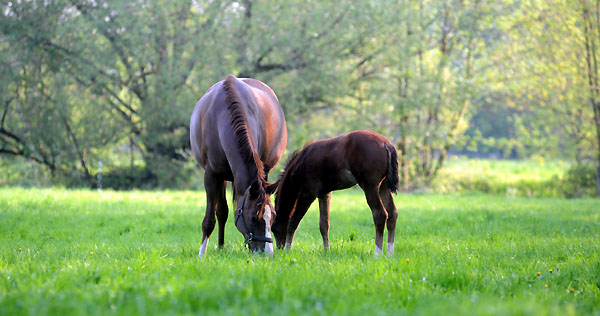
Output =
[
  {"x1": 199, "y1": 171, "x2": 219, "y2": 258},
  {"x1": 215, "y1": 180, "x2": 229, "y2": 248},
  {"x1": 318, "y1": 192, "x2": 332, "y2": 250}
]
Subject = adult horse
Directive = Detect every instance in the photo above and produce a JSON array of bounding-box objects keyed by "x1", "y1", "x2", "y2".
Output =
[
  {"x1": 190, "y1": 74, "x2": 286, "y2": 258},
  {"x1": 270, "y1": 130, "x2": 398, "y2": 257}
]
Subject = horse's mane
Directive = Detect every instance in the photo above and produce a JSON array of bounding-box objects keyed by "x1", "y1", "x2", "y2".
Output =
[{"x1": 222, "y1": 74, "x2": 266, "y2": 181}]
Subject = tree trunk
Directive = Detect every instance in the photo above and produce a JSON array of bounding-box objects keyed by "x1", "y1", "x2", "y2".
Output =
[
  {"x1": 397, "y1": 137, "x2": 410, "y2": 190},
  {"x1": 60, "y1": 113, "x2": 91, "y2": 182},
  {"x1": 581, "y1": 1, "x2": 600, "y2": 196}
]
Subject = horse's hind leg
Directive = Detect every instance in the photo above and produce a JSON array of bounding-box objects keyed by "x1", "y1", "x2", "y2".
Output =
[
  {"x1": 318, "y1": 192, "x2": 332, "y2": 250},
  {"x1": 215, "y1": 179, "x2": 229, "y2": 248},
  {"x1": 362, "y1": 184, "x2": 388, "y2": 257},
  {"x1": 380, "y1": 184, "x2": 398, "y2": 256},
  {"x1": 199, "y1": 171, "x2": 219, "y2": 258}
]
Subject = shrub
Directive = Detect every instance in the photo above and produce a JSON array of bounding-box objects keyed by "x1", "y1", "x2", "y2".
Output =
[
  {"x1": 96, "y1": 166, "x2": 158, "y2": 190},
  {"x1": 561, "y1": 164, "x2": 597, "y2": 198}
]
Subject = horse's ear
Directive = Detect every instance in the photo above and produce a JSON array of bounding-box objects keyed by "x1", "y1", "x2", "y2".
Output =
[
  {"x1": 264, "y1": 180, "x2": 280, "y2": 195},
  {"x1": 249, "y1": 179, "x2": 261, "y2": 198}
]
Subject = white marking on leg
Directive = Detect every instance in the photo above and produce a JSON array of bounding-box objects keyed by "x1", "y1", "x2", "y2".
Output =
[
  {"x1": 263, "y1": 206, "x2": 274, "y2": 257},
  {"x1": 387, "y1": 242, "x2": 394, "y2": 256},
  {"x1": 374, "y1": 244, "x2": 383, "y2": 258},
  {"x1": 285, "y1": 242, "x2": 292, "y2": 250},
  {"x1": 198, "y1": 238, "x2": 209, "y2": 258}
]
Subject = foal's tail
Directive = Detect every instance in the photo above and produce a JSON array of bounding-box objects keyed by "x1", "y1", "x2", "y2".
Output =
[{"x1": 384, "y1": 143, "x2": 399, "y2": 194}]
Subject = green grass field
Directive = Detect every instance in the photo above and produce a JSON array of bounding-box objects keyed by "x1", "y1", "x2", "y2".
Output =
[{"x1": 1, "y1": 188, "x2": 598, "y2": 315}]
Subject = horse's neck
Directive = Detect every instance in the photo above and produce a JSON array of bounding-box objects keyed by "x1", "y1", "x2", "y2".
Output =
[{"x1": 233, "y1": 165, "x2": 262, "y2": 196}]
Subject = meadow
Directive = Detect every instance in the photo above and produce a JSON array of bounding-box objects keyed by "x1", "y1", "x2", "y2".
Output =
[
  {"x1": 435, "y1": 158, "x2": 592, "y2": 198},
  {"x1": 0, "y1": 187, "x2": 599, "y2": 315}
]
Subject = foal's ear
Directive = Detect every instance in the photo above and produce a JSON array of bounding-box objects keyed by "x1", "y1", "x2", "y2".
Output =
[{"x1": 264, "y1": 180, "x2": 280, "y2": 195}]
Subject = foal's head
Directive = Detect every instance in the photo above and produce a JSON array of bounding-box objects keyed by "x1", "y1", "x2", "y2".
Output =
[{"x1": 235, "y1": 179, "x2": 279, "y2": 255}]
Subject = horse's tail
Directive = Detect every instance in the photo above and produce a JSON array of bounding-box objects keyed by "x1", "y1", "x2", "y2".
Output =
[{"x1": 384, "y1": 142, "x2": 399, "y2": 194}]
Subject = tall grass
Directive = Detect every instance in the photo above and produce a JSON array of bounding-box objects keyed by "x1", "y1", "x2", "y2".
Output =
[{"x1": 1, "y1": 188, "x2": 598, "y2": 315}]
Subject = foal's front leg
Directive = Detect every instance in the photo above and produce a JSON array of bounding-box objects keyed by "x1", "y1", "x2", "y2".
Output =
[
  {"x1": 285, "y1": 193, "x2": 317, "y2": 250},
  {"x1": 318, "y1": 192, "x2": 332, "y2": 250}
]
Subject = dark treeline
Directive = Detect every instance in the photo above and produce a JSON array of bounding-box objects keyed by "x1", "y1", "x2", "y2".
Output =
[{"x1": 1, "y1": 0, "x2": 599, "y2": 193}]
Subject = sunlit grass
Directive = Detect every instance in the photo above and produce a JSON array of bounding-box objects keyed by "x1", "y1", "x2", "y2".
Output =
[
  {"x1": 436, "y1": 158, "x2": 574, "y2": 197},
  {"x1": 442, "y1": 157, "x2": 568, "y2": 181},
  {"x1": 1, "y1": 188, "x2": 598, "y2": 315}
]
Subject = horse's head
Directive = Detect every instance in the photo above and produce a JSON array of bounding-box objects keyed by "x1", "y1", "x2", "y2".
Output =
[{"x1": 235, "y1": 179, "x2": 279, "y2": 256}]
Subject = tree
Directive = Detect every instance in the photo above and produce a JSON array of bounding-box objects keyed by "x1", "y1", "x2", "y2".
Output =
[
  {"x1": 219, "y1": 0, "x2": 387, "y2": 149},
  {"x1": 488, "y1": 0, "x2": 599, "y2": 194},
  {"x1": 579, "y1": 0, "x2": 600, "y2": 195},
  {"x1": 3, "y1": 0, "x2": 599, "y2": 193},
  {"x1": 1, "y1": 0, "x2": 117, "y2": 182},
  {"x1": 333, "y1": 0, "x2": 490, "y2": 188}
]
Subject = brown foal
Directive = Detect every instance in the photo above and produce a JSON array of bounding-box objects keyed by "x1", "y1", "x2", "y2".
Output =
[{"x1": 270, "y1": 130, "x2": 399, "y2": 257}]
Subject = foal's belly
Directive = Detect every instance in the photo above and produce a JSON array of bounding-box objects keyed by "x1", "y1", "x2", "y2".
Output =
[
  {"x1": 341, "y1": 169, "x2": 357, "y2": 185},
  {"x1": 324, "y1": 169, "x2": 357, "y2": 192}
]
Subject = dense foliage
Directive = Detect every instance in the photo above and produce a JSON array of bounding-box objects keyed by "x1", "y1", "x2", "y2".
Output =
[{"x1": 1, "y1": 0, "x2": 599, "y2": 192}]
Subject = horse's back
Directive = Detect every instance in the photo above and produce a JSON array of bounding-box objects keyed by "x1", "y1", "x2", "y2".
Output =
[
  {"x1": 190, "y1": 75, "x2": 286, "y2": 175},
  {"x1": 237, "y1": 78, "x2": 287, "y2": 171},
  {"x1": 241, "y1": 78, "x2": 279, "y2": 102}
]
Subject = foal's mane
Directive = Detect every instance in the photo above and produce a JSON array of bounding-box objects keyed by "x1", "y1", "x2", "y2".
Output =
[
  {"x1": 278, "y1": 150, "x2": 300, "y2": 181},
  {"x1": 274, "y1": 150, "x2": 302, "y2": 206},
  {"x1": 222, "y1": 74, "x2": 266, "y2": 181}
]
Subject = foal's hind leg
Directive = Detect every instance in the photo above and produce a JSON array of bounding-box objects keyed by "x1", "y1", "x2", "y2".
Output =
[
  {"x1": 362, "y1": 184, "x2": 388, "y2": 257},
  {"x1": 318, "y1": 192, "x2": 332, "y2": 250},
  {"x1": 380, "y1": 184, "x2": 398, "y2": 256},
  {"x1": 199, "y1": 171, "x2": 219, "y2": 258}
]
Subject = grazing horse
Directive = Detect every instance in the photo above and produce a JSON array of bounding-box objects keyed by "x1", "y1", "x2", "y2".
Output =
[
  {"x1": 190, "y1": 74, "x2": 287, "y2": 257},
  {"x1": 270, "y1": 130, "x2": 399, "y2": 257}
]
